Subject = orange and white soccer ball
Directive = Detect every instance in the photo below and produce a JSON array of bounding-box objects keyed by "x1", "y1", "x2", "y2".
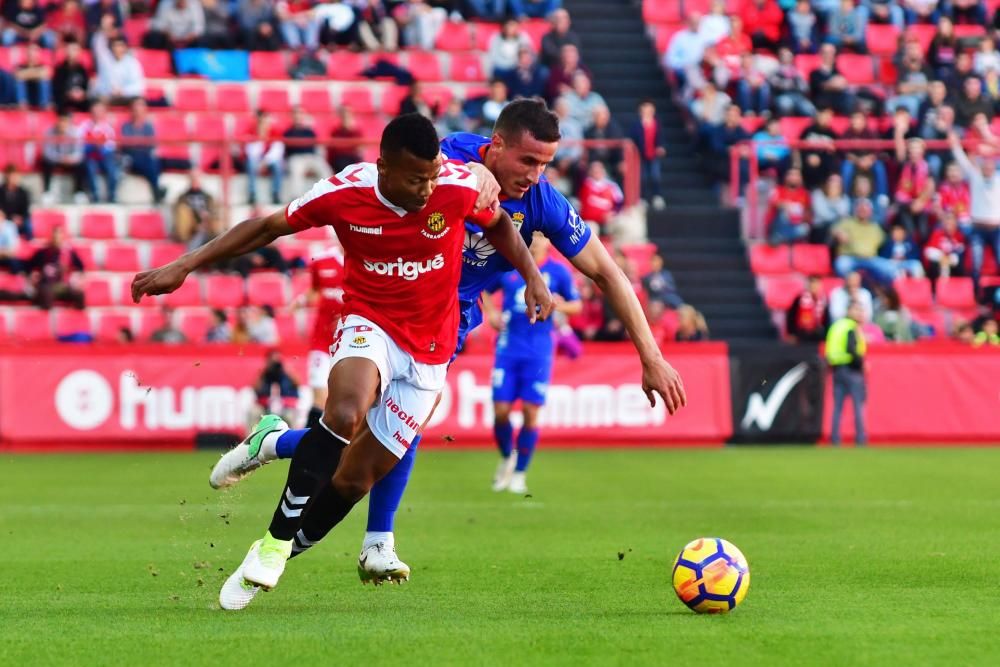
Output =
[{"x1": 672, "y1": 537, "x2": 750, "y2": 613}]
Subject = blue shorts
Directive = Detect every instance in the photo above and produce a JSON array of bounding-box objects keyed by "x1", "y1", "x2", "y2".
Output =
[
  {"x1": 491, "y1": 355, "x2": 553, "y2": 405},
  {"x1": 452, "y1": 298, "x2": 480, "y2": 363}
]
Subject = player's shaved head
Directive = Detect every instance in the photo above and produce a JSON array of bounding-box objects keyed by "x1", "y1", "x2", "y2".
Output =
[
  {"x1": 378, "y1": 113, "x2": 443, "y2": 213},
  {"x1": 380, "y1": 113, "x2": 441, "y2": 161}
]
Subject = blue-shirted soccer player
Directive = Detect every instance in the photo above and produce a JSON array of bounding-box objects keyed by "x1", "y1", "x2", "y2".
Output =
[
  {"x1": 483, "y1": 233, "x2": 581, "y2": 494},
  {"x1": 209, "y1": 100, "x2": 687, "y2": 606}
]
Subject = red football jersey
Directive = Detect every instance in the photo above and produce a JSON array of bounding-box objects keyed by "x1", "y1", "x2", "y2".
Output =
[
  {"x1": 286, "y1": 162, "x2": 493, "y2": 364},
  {"x1": 308, "y1": 248, "x2": 345, "y2": 351}
]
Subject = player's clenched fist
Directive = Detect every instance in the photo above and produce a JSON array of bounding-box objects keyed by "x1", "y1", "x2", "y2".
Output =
[
  {"x1": 523, "y1": 276, "x2": 554, "y2": 324},
  {"x1": 131, "y1": 262, "x2": 190, "y2": 303}
]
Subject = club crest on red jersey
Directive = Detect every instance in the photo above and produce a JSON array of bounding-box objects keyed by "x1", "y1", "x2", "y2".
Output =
[{"x1": 422, "y1": 211, "x2": 449, "y2": 239}]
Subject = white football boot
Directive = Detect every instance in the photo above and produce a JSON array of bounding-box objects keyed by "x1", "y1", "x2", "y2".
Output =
[
  {"x1": 242, "y1": 532, "x2": 293, "y2": 591},
  {"x1": 357, "y1": 541, "x2": 411, "y2": 586},
  {"x1": 209, "y1": 414, "x2": 288, "y2": 489},
  {"x1": 219, "y1": 540, "x2": 262, "y2": 611},
  {"x1": 491, "y1": 454, "x2": 517, "y2": 492},
  {"x1": 508, "y1": 471, "x2": 528, "y2": 495}
]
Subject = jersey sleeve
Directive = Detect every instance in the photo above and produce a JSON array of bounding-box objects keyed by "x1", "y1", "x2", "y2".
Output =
[
  {"x1": 286, "y1": 178, "x2": 343, "y2": 232},
  {"x1": 536, "y1": 183, "x2": 591, "y2": 260}
]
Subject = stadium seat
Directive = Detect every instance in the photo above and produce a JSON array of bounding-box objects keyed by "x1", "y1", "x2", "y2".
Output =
[
  {"x1": 521, "y1": 20, "x2": 549, "y2": 52},
  {"x1": 74, "y1": 242, "x2": 97, "y2": 271},
  {"x1": 215, "y1": 83, "x2": 251, "y2": 113},
  {"x1": 128, "y1": 210, "x2": 167, "y2": 240},
  {"x1": 381, "y1": 85, "x2": 410, "y2": 116},
  {"x1": 150, "y1": 243, "x2": 186, "y2": 267},
  {"x1": 449, "y1": 52, "x2": 486, "y2": 82},
  {"x1": 134, "y1": 49, "x2": 172, "y2": 78},
  {"x1": 355, "y1": 113, "x2": 386, "y2": 141},
  {"x1": 749, "y1": 244, "x2": 791, "y2": 275},
  {"x1": 763, "y1": 276, "x2": 804, "y2": 310},
  {"x1": 300, "y1": 87, "x2": 333, "y2": 114},
  {"x1": 435, "y1": 21, "x2": 473, "y2": 51},
  {"x1": 866, "y1": 24, "x2": 901, "y2": 56},
  {"x1": 274, "y1": 310, "x2": 299, "y2": 341},
  {"x1": 174, "y1": 83, "x2": 211, "y2": 111},
  {"x1": 279, "y1": 242, "x2": 310, "y2": 266},
  {"x1": 327, "y1": 50, "x2": 366, "y2": 80},
  {"x1": 655, "y1": 25, "x2": 683, "y2": 55},
  {"x1": 340, "y1": 86, "x2": 375, "y2": 114},
  {"x1": 250, "y1": 51, "x2": 289, "y2": 80},
  {"x1": 821, "y1": 276, "x2": 845, "y2": 295},
  {"x1": 954, "y1": 24, "x2": 986, "y2": 39},
  {"x1": 294, "y1": 225, "x2": 332, "y2": 242},
  {"x1": 247, "y1": 273, "x2": 289, "y2": 307},
  {"x1": 154, "y1": 113, "x2": 191, "y2": 164},
  {"x1": 102, "y1": 242, "x2": 142, "y2": 272},
  {"x1": 82, "y1": 275, "x2": 118, "y2": 307},
  {"x1": 422, "y1": 85, "x2": 454, "y2": 113},
  {"x1": 179, "y1": 307, "x2": 213, "y2": 341},
  {"x1": 80, "y1": 211, "x2": 118, "y2": 239},
  {"x1": 406, "y1": 51, "x2": 443, "y2": 82},
  {"x1": 205, "y1": 275, "x2": 245, "y2": 307},
  {"x1": 473, "y1": 22, "x2": 501, "y2": 52},
  {"x1": 935, "y1": 277, "x2": 976, "y2": 308},
  {"x1": 258, "y1": 85, "x2": 293, "y2": 113},
  {"x1": 193, "y1": 114, "x2": 227, "y2": 169},
  {"x1": 837, "y1": 55, "x2": 875, "y2": 84},
  {"x1": 95, "y1": 309, "x2": 136, "y2": 342},
  {"x1": 905, "y1": 24, "x2": 935, "y2": 53},
  {"x1": 779, "y1": 116, "x2": 812, "y2": 140},
  {"x1": 0, "y1": 272, "x2": 26, "y2": 295},
  {"x1": 53, "y1": 308, "x2": 92, "y2": 338},
  {"x1": 11, "y1": 308, "x2": 51, "y2": 341},
  {"x1": 123, "y1": 17, "x2": 149, "y2": 48},
  {"x1": 740, "y1": 116, "x2": 766, "y2": 134},
  {"x1": 643, "y1": 0, "x2": 682, "y2": 23},
  {"x1": 894, "y1": 277, "x2": 933, "y2": 308},
  {"x1": 621, "y1": 242, "x2": 658, "y2": 276},
  {"x1": 31, "y1": 209, "x2": 67, "y2": 239},
  {"x1": 162, "y1": 275, "x2": 203, "y2": 307},
  {"x1": 290, "y1": 271, "x2": 311, "y2": 297},
  {"x1": 791, "y1": 245, "x2": 832, "y2": 276},
  {"x1": 137, "y1": 309, "x2": 165, "y2": 339},
  {"x1": 909, "y1": 307, "x2": 947, "y2": 337},
  {"x1": 793, "y1": 54, "x2": 822, "y2": 79}
]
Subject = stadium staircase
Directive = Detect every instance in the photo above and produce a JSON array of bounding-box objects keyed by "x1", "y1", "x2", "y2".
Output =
[{"x1": 565, "y1": 0, "x2": 777, "y2": 342}]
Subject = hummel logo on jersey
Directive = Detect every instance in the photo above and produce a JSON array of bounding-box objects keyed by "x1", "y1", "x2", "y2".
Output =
[
  {"x1": 363, "y1": 254, "x2": 445, "y2": 281},
  {"x1": 350, "y1": 224, "x2": 382, "y2": 235}
]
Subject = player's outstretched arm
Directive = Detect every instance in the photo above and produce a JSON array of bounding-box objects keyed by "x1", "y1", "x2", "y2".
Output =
[
  {"x1": 131, "y1": 208, "x2": 295, "y2": 303},
  {"x1": 481, "y1": 209, "x2": 553, "y2": 323},
  {"x1": 569, "y1": 236, "x2": 687, "y2": 414}
]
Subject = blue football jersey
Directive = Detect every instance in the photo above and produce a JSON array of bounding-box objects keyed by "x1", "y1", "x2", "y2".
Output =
[{"x1": 490, "y1": 258, "x2": 579, "y2": 359}]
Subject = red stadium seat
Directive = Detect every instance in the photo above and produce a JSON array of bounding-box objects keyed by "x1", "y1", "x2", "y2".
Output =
[
  {"x1": 621, "y1": 242, "x2": 658, "y2": 276},
  {"x1": 909, "y1": 307, "x2": 947, "y2": 337},
  {"x1": 355, "y1": 113, "x2": 385, "y2": 141},
  {"x1": 791, "y1": 244, "x2": 832, "y2": 275},
  {"x1": 31, "y1": 209, "x2": 67, "y2": 239},
  {"x1": 74, "y1": 242, "x2": 97, "y2": 271},
  {"x1": 449, "y1": 52, "x2": 485, "y2": 82},
  {"x1": 250, "y1": 51, "x2": 289, "y2": 80},
  {"x1": 258, "y1": 85, "x2": 293, "y2": 113},
  {"x1": 435, "y1": 21, "x2": 474, "y2": 51},
  {"x1": 128, "y1": 210, "x2": 166, "y2": 240},
  {"x1": 837, "y1": 54, "x2": 875, "y2": 84},
  {"x1": 894, "y1": 277, "x2": 933, "y2": 308},
  {"x1": 11, "y1": 308, "x2": 51, "y2": 341},
  {"x1": 137, "y1": 309, "x2": 165, "y2": 338},
  {"x1": 0, "y1": 272, "x2": 26, "y2": 295},
  {"x1": 327, "y1": 50, "x2": 366, "y2": 81},
  {"x1": 422, "y1": 85, "x2": 454, "y2": 113},
  {"x1": 291, "y1": 271, "x2": 311, "y2": 297},
  {"x1": 793, "y1": 54, "x2": 822, "y2": 79},
  {"x1": 749, "y1": 244, "x2": 791, "y2": 275},
  {"x1": 154, "y1": 113, "x2": 191, "y2": 163},
  {"x1": 174, "y1": 83, "x2": 211, "y2": 111},
  {"x1": 779, "y1": 116, "x2": 812, "y2": 140},
  {"x1": 123, "y1": 17, "x2": 149, "y2": 48},
  {"x1": 763, "y1": 276, "x2": 803, "y2": 310},
  {"x1": 904, "y1": 25, "x2": 935, "y2": 53},
  {"x1": 340, "y1": 86, "x2": 375, "y2": 114},
  {"x1": 205, "y1": 274, "x2": 245, "y2": 307},
  {"x1": 80, "y1": 211, "x2": 118, "y2": 239},
  {"x1": 95, "y1": 309, "x2": 136, "y2": 342},
  {"x1": 247, "y1": 273, "x2": 289, "y2": 307},
  {"x1": 134, "y1": 49, "x2": 172, "y2": 78},
  {"x1": 382, "y1": 85, "x2": 409, "y2": 115},
  {"x1": 274, "y1": 310, "x2": 299, "y2": 342},
  {"x1": 935, "y1": 277, "x2": 976, "y2": 308},
  {"x1": 521, "y1": 20, "x2": 549, "y2": 52},
  {"x1": 54, "y1": 308, "x2": 92, "y2": 338},
  {"x1": 215, "y1": 83, "x2": 251, "y2": 113},
  {"x1": 643, "y1": 0, "x2": 682, "y2": 24},
  {"x1": 655, "y1": 24, "x2": 683, "y2": 55},
  {"x1": 82, "y1": 274, "x2": 118, "y2": 307},
  {"x1": 102, "y1": 242, "x2": 142, "y2": 272},
  {"x1": 179, "y1": 307, "x2": 213, "y2": 341},
  {"x1": 162, "y1": 275, "x2": 202, "y2": 307},
  {"x1": 866, "y1": 24, "x2": 901, "y2": 57},
  {"x1": 150, "y1": 243, "x2": 186, "y2": 267},
  {"x1": 821, "y1": 276, "x2": 845, "y2": 295},
  {"x1": 300, "y1": 87, "x2": 332, "y2": 114},
  {"x1": 193, "y1": 114, "x2": 227, "y2": 169},
  {"x1": 406, "y1": 51, "x2": 443, "y2": 82},
  {"x1": 954, "y1": 24, "x2": 986, "y2": 39},
  {"x1": 740, "y1": 116, "x2": 765, "y2": 133},
  {"x1": 473, "y1": 22, "x2": 501, "y2": 52}
]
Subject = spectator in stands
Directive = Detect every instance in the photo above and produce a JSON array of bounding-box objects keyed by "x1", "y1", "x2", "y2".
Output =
[
  {"x1": 864, "y1": 0, "x2": 905, "y2": 28},
  {"x1": 812, "y1": 173, "x2": 851, "y2": 243},
  {"x1": 41, "y1": 111, "x2": 87, "y2": 204},
  {"x1": 955, "y1": 76, "x2": 994, "y2": 127},
  {"x1": 151, "y1": 307, "x2": 188, "y2": 344},
  {"x1": 875, "y1": 286, "x2": 922, "y2": 341},
  {"x1": 975, "y1": 37, "x2": 1000, "y2": 77},
  {"x1": 508, "y1": 0, "x2": 562, "y2": 20},
  {"x1": 245, "y1": 110, "x2": 284, "y2": 206},
  {"x1": 488, "y1": 18, "x2": 532, "y2": 80},
  {"x1": 691, "y1": 83, "x2": 731, "y2": 152},
  {"x1": 826, "y1": 0, "x2": 867, "y2": 53},
  {"x1": 752, "y1": 117, "x2": 792, "y2": 177},
  {"x1": 174, "y1": 170, "x2": 220, "y2": 246},
  {"x1": 316, "y1": 0, "x2": 358, "y2": 47},
  {"x1": 79, "y1": 101, "x2": 118, "y2": 203},
  {"x1": 928, "y1": 16, "x2": 959, "y2": 80},
  {"x1": 788, "y1": 0, "x2": 820, "y2": 54},
  {"x1": 709, "y1": 104, "x2": 750, "y2": 186},
  {"x1": 356, "y1": 0, "x2": 398, "y2": 52},
  {"x1": 3, "y1": 0, "x2": 54, "y2": 47},
  {"x1": 47, "y1": 0, "x2": 87, "y2": 47},
  {"x1": 951, "y1": 0, "x2": 988, "y2": 25},
  {"x1": 769, "y1": 47, "x2": 816, "y2": 117},
  {"x1": 767, "y1": 167, "x2": 812, "y2": 245},
  {"x1": 675, "y1": 305, "x2": 709, "y2": 342},
  {"x1": 435, "y1": 98, "x2": 470, "y2": 136},
  {"x1": 398, "y1": 81, "x2": 433, "y2": 118},
  {"x1": 918, "y1": 80, "x2": 950, "y2": 135},
  {"x1": 239, "y1": 0, "x2": 282, "y2": 50},
  {"x1": 642, "y1": 253, "x2": 683, "y2": 310},
  {"x1": 950, "y1": 130, "x2": 1000, "y2": 291},
  {"x1": 902, "y1": 0, "x2": 941, "y2": 24},
  {"x1": 147, "y1": 0, "x2": 206, "y2": 50},
  {"x1": 786, "y1": 276, "x2": 830, "y2": 342},
  {"x1": 577, "y1": 161, "x2": 623, "y2": 235},
  {"x1": 934, "y1": 161, "x2": 972, "y2": 227},
  {"x1": 840, "y1": 110, "x2": 889, "y2": 203},
  {"x1": 0, "y1": 209, "x2": 22, "y2": 273},
  {"x1": 206, "y1": 308, "x2": 232, "y2": 343},
  {"x1": 924, "y1": 211, "x2": 967, "y2": 280},
  {"x1": 504, "y1": 47, "x2": 548, "y2": 100},
  {"x1": 199, "y1": 0, "x2": 236, "y2": 50},
  {"x1": 954, "y1": 320, "x2": 976, "y2": 342},
  {"x1": 664, "y1": 14, "x2": 706, "y2": 90},
  {"x1": 481, "y1": 78, "x2": 511, "y2": 130},
  {"x1": 327, "y1": 107, "x2": 363, "y2": 173},
  {"x1": 884, "y1": 105, "x2": 918, "y2": 167},
  {"x1": 550, "y1": 96, "x2": 582, "y2": 175},
  {"x1": 569, "y1": 279, "x2": 605, "y2": 341},
  {"x1": 799, "y1": 106, "x2": 840, "y2": 189},
  {"x1": 546, "y1": 43, "x2": 588, "y2": 103},
  {"x1": 84, "y1": 0, "x2": 125, "y2": 33},
  {"x1": 92, "y1": 23, "x2": 145, "y2": 105},
  {"x1": 700, "y1": 0, "x2": 731, "y2": 45},
  {"x1": 629, "y1": 99, "x2": 666, "y2": 210},
  {"x1": 0, "y1": 165, "x2": 31, "y2": 240},
  {"x1": 14, "y1": 42, "x2": 50, "y2": 109},
  {"x1": 397, "y1": 0, "x2": 447, "y2": 51},
  {"x1": 742, "y1": 0, "x2": 783, "y2": 51},
  {"x1": 887, "y1": 41, "x2": 933, "y2": 117},
  {"x1": 246, "y1": 305, "x2": 280, "y2": 344},
  {"x1": 849, "y1": 173, "x2": 886, "y2": 223},
  {"x1": 894, "y1": 138, "x2": 936, "y2": 240},
  {"x1": 284, "y1": 106, "x2": 332, "y2": 197},
  {"x1": 540, "y1": 8, "x2": 580, "y2": 70},
  {"x1": 810, "y1": 43, "x2": 853, "y2": 114},
  {"x1": 832, "y1": 198, "x2": 899, "y2": 284},
  {"x1": 585, "y1": 104, "x2": 625, "y2": 181},
  {"x1": 829, "y1": 270, "x2": 874, "y2": 321},
  {"x1": 121, "y1": 98, "x2": 164, "y2": 205},
  {"x1": 715, "y1": 15, "x2": 751, "y2": 71},
  {"x1": 276, "y1": 0, "x2": 322, "y2": 51},
  {"x1": 974, "y1": 318, "x2": 1000, "y2": 345},
  {"x1": 26, "y1": 225, "x2": 84, "y2": 310},
  {"x1": 52, "y1": 39, "x2": 89, "y2": 113},
  {"x1": 879, "y1": 223, "x2": 925, "y2": 277},
  {"x1": 734, "y1": 54, "x2": 769, "y2": 117},
  {"x1": 560, "y1": 72, "x2": 606, "y2": 131}
]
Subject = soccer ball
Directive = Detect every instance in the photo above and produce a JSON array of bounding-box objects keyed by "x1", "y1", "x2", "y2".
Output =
[{"x1": 672, "y1": 537, "x2": 750, "y2": 613}]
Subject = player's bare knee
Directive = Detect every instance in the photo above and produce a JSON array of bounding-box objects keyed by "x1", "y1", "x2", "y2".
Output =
[
  {"x1": 321, "y1": 404, "x2": 365, "y2": 440},
  {"x1": 331, "y1": 471, "x2": 372, "y2": 503}
]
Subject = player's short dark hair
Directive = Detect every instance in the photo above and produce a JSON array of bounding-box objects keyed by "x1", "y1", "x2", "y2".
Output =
[
  {"x1": 494, "y1": 98, "x2": 561, "y2": 144},
  {"x1": 380, "y1": 113, "x2": 440, "y2": 161}
]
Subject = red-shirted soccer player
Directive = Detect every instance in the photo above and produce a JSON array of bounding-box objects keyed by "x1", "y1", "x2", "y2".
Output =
[
  {"x1": 130, "y1": 114, "x2": 552, "y2": 601},
  {"x1": 303, "y1": 246, "x2": 345, "y2": 429}
]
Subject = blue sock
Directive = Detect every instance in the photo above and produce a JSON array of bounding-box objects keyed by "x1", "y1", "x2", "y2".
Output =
[
  {"x1": 275, "y1": 429, "x2": 307, "y2": 459},
  {"x1": 515, "y1": 427, "x2": 539, "y2": 472},
  {"x1": 494, "y1": 420, "x2": 514, "y2": 458},
  {"x1": 366, "y1": 435, "x2": 419, "y2": 532}
]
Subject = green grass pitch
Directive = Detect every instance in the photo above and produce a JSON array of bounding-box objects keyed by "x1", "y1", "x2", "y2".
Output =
[{"x1": 1, "y1": 447, "x2": 998, "y2": 666}]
